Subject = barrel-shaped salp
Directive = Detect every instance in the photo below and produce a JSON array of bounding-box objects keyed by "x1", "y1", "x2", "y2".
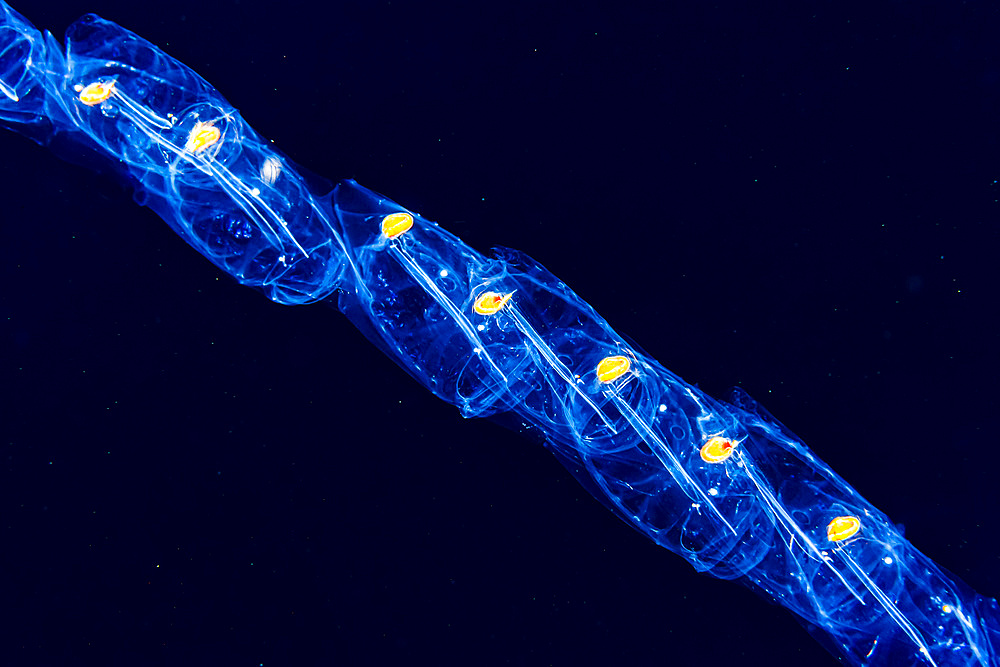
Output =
[
  {"x1": 332, "y1": 179, "x2": 525, "y2": 416},
  {"x1": 57, "y1": 14, "x2": 348, "y2": 304}
]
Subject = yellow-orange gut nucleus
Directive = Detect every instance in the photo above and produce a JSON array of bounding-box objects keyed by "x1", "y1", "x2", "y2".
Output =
[
  {"x1": 473, "y1": 291, "x2": 512, "y2": 315},
  {"x1": 381, "y1": 212, "x2": 414, "y2": 239},
  {"x1": 76, "y1": 81, "x2": 115, "y2": 106},
  {"x1": 596, "y1": 355, "x2": 631, "y2": 383},
  {"x1": 700, "y1": 436, "x2": 736, "y2": 463},
  {"x1": 185, "y1": 122, "x2": 221, "y2": 153},
  {"x1": 827, "y1": 516, "x2": 861, "y2": 542}
]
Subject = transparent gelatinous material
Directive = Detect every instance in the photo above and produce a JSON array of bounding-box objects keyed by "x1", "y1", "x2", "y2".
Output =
[{"x1": 1, "y1": 3, "x2": 997, "y2": 665}]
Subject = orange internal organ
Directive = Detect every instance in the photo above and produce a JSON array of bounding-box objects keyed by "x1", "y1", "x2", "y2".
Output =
[
  {"x1": 700, "y1": 436, "x2": 736, "y2": 463},
  {"x1": 596, "y1": 355, "x2": 631, "y2": 383},
  {"x1": 827, "y1": 516, "x2": 861, "y2": 542},
  {"x1": 474, "y1": 292, "x2": 512, "y2": 315},
  {"x1": 186, "y1": 122, "x2": 221, "y2": 153},
  {"x1": 381, "y1": 212, "x2": 414, "y2": 239},
  {"x1": 77, "y1": 81, "x2": 115, "y2": 106}
]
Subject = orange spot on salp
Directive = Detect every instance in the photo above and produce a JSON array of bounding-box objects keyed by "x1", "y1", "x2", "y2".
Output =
[
  {"x1": 700, "y1": 437, "x2": 735, "y2": 463},
  {"x1": 596, "y1": 355, "x2": 630, "y2": 383},
  {"x1": 77, "y1": 81, "x2": 115, "y2": 106},
  {"x1": 827, "y1": 516, "x2": 861, "y2": 542},
  {"x1": 474, "y1": 291, "x2": 512, "y2": 315},
  {"x1": 381, "y1": 212, "x2": 414, "y2": 239},
  {"x1": 186, "y1": 122, "x2": 221, "y2": 153}
]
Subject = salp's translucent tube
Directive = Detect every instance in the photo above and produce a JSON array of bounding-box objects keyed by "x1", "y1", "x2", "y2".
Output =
[{"x1": 1, "y1": 4, "x2": 997, "y2": 664}]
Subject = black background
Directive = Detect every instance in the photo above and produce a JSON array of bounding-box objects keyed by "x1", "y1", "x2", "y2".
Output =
[{"x1": 2, "y1": 1, "x2": 998, "y2": 665}]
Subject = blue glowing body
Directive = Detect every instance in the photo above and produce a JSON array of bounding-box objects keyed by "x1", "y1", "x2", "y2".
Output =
[{"x1": 0, "y1": 3, "x2": 997, "y2": 665}]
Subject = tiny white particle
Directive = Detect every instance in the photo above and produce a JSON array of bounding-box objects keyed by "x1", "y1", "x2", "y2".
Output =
[
  {"x1": 439, "y1": 269, "x2": 449, "y2": 278},
  {"x1": 659, "y1": 404, "x2": 667, "y2": 412},
  {"x1": 883, "y1": 556, "x2": 893, "y2": 565},
  {"x1": 708, "y1": 488, "x2": 718, "y2": 496}
]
